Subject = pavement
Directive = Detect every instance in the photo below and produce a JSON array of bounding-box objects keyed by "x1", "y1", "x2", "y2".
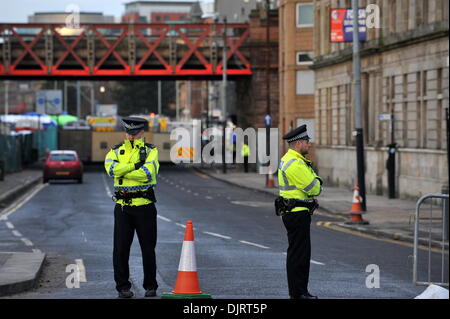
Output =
[
  {"x1": 0, "y1": 166, "x2": 45, "y2": 297},
  {"x1": 194, "y1": 164, "x2": 449, "y2": 250}
]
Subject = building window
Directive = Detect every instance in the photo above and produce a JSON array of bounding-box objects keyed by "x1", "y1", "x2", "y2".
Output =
[
  {"x1": 296, "y1": 51, "x2": 314, "y2": 65},
  {"x1": 296, "y1": 70, "x2": 315, "y2": 95},
  {"x1": 296, "y1": 118, "x2": 315, "y2": 142},
  {"x1": 296, "y1": 3, "x2": 314, "y2": 28}
]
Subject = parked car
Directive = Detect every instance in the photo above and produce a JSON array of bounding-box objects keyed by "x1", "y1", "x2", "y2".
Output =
[{"x1": 43, "y1": 150, "x2": 83, "y2": 183}]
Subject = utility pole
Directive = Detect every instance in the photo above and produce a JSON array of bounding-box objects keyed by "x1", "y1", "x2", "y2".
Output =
[
  {"x1": 176, "y1": 82, "x2": 180, "y2": 121},
  {"x1": 222, "y1": 17, "x2": 228, "y2": 174},
  {"x1": 64, "y1": 81, "x2": 68, "y2": 113},
  {"x1": 265, "y1": 0, "x2": 272, "y2": 185},
  {"x1": 158, "y1": 80, "x2": 162, "y2": 115},
  {"x1": 4, "y1": 80, "x2": 9, "y2": 116},
  {"x1": 76, "y1": 80, "x2": 81, "y2": 119},
  {"x1": 352, "y1": 0, "x2": 367, "y2": 211}
]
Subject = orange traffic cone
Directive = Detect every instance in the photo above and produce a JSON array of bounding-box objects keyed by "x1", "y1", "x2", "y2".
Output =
[
  {"x1": 162, "y1": 221, "x2": 212, "y2": 299},
  {"x1": 266, "y1": 167, "x2": 276, "y2": 188},
  {"x1": 346, "y1": 185, "x2": 369, "y2": 225}
]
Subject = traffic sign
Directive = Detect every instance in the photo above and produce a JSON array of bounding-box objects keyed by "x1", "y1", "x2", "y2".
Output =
[
  {"x1": 264, "y1": 114, "x2": 272, "y2": 127},
  {"x1": 378, "y1": 113, "x2": 391, "y2": 121},
  {"x1": 36, "y1": 90, "x2": 63, "y2": 114}
]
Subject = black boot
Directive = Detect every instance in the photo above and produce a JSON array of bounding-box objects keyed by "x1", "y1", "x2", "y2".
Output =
[
  {"x1": 145, "y1": 289, "x2": 157, "y2": 297},
  {"x1": 118, "y1": 289, "x2": 134, "y2": 299},
  {"x1": 298, "y1": 292, "x2": 318, "y2": 299}
]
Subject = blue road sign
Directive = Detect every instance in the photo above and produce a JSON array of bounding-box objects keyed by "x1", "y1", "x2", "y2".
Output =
[{"x1": 264, "y1": 114, "x2": 272, "y2": 127}]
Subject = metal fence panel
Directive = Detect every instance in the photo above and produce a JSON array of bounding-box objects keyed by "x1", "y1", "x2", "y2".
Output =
[{"x1": 413, "y1": 194, "x2": 449, "y2": 287}]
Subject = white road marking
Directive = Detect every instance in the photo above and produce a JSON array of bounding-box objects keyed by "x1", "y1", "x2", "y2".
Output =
[
  {"x1": 0, "y1": 183, "x2": 48, "y2": 220},
  {"x1": 239, "y1": 240, "x2": 270, "y2": 249},
  {"x1": 75, "y1": 259, "x2": 87, "y2": 282},
  {"x1": 205, "y1": 196, "x2": 213, "y2": 200},
  {"x1": 193, "y1": 193, "x2": 199, "y2": 196},
  {"x1": 21, "y1": 238, "x2": 34, "y2": 246},
  {"x1": 102, "y1": 173, "x2": 113, "y2": 198},
  {"x1": 203, "y1": 231, "x2": 232, "y2": 240},
  {"x1": 81, "y1": 231, "x2": 88, "y2": 243},
  {"x1": 5, "y1": 222, "x2": 14, "y2": 229},
  {"x1": 12, "y1": 230, "x2": 22, "y2": 237},
  {"x1": 176, "y1": 223, "x2": 186, "y2": 228},
  {"x1": 32, "y1": 249, "x2": 42, "y2": 253},
  {"x1": 157, "y1": 215, "x2": 172, "y2": 222}
]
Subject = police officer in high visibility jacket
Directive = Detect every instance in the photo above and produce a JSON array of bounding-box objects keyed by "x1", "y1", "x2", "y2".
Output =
[
  {"x1": 241, "y1": 143, "x2": 250, "y2": 173},
  {"x1": 276, "y1": 124, "x2": 322, "y2": 299},
  {"x1": 104, "y1": 117, "x2": 160, "y2": 299}
]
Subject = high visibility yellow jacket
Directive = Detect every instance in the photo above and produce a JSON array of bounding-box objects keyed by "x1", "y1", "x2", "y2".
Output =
[
  {"x1": 241, "y1": 143, "x2": 250, "y2": 157},
  {"x1": 104, "y1": 138, "x2": 159, "y2": 206},
  {"x1": 278, "y1": 149, "x2": 322, "y2": 212}
]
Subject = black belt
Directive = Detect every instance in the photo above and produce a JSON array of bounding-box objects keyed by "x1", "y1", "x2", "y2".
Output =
[
  {"x1": 113, "y1": 188, "x2": 157, "y2": 205},
  {"x1": 274, "y1": 196, "x2": 318, "y2": 216}
]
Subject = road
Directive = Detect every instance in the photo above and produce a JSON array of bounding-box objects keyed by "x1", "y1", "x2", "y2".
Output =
[{"x1": 0, "y1": 164, "x2": 442, "y2": 299}]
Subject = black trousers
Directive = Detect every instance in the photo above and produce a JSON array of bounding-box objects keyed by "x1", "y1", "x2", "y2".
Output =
[
  {"x1": 282, "y1": 212, "x2": 311, "y2": 298},
  {"x1": 113, "y1": 203, "x2": 158, "y2": 292},
  {"x1": 243, "y1": 155, "x2": 249, "y2": 173}
]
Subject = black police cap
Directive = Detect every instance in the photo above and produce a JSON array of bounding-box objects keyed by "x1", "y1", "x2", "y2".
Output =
[
  {"x1": 122, "y1": 117, "x2": 148, "y2": 135},
  {"x1": 283, "y1": 124, "x2": 310, "y2": 143}
]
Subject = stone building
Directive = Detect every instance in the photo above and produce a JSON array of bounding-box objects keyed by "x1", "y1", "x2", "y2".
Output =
[{"x1": 312, "y1": 0, "x2": 449, "y2": 198}]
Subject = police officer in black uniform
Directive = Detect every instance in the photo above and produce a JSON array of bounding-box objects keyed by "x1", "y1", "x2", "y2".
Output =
[
  {"x1": 104, "y1": 117, "x2": 160, "y2": 298},
  {"x1": 277, "y1": 125, "x2": 322, "y2": 299}
]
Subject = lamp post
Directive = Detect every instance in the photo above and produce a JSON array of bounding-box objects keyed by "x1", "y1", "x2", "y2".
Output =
[
  {"x1": 265, "y1": 0, "x2": 272, "y2": 185},
  {"x1": 352, "y1": 0, "x2": 367, "y2": 211},
  {"x1": 222, "y1": 17, "x2": 228, "y2": 174}
]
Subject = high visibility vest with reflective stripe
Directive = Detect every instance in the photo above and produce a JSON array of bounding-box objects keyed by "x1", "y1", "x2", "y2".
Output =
[
  {"x1": 278, "y1": 149, "x2": 322, "y2": 212},
  {"x1": 104, "y1": 138, "x2": 159, "y2": 206},
  {"x1": 241, "y1": 144, "x2": 250, "y2": 157}
]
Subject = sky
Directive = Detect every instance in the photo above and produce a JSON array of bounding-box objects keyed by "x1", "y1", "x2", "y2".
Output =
[{"x1": 0, "y1": 0, "x2": 214, "y2": 23}]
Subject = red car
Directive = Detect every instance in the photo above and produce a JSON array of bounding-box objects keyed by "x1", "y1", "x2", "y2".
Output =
[{"x1": 43, "y1": 150, "x2": 83, "y2": 184}]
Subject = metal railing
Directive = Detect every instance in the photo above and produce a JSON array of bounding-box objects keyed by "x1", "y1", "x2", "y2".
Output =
[{"x1": 413, "y1": 193, "x2": 449, "y2": 287}]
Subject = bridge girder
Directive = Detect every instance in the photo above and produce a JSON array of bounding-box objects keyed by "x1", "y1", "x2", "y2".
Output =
[{"x1": 0, "y1": 23, "x2": 252, "y2": 79}]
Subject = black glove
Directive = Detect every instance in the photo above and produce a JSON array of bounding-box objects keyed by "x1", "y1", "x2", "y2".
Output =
[
  {"x1": 316, "y1": 177, "x2": 323, "y2": 186},
  {"x1": 134, "y1": 147, "x2": 147, "y2": 170}
]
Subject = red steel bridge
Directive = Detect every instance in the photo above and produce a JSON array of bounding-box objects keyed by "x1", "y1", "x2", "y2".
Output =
[{"x1": 0, "y1": 23, "x2": 251, "y2": 79}]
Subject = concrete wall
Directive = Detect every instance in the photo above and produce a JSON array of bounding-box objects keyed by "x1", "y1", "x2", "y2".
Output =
[{"x1": 316, "y1": 146, "x2": 448, "y2": 199}]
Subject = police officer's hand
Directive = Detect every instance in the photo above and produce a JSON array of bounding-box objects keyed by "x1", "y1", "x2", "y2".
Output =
[
  {"x1": 134, "y1": 162, "x2": 144, "y2": 170},
  {"x1": 316, "y1": 177, "x2": 323, "y2": 186}
]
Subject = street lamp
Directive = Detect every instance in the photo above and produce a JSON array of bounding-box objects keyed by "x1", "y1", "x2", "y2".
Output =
[
  {"x1": 222, "y1": 16, "x2": 228, "y2": 174},
  {"x1": 99, "y1": 86, "x2": 106, "y2": 93},
  {"x1": 265, "y1": 0, "x2": 272, "y2": 186}
]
